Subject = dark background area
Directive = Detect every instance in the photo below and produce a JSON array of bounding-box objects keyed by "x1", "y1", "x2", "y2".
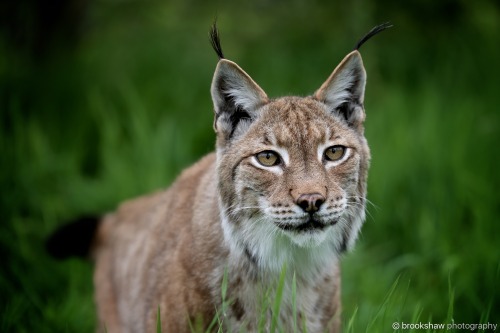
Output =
[{"x1": 1, "y1": 0, "x2": 499, "y2": 331}]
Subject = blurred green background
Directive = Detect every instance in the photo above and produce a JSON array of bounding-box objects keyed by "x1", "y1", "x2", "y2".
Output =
[{"x1": 1, "y1": 0, "x2": 499, "y2": 331}]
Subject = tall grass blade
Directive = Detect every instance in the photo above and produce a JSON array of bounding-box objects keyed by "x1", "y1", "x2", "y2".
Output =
[
  {"x1": 220, "y1": 266, "x2": 230, "y2": 331},
  {"x1": 157, "y1": 306, "x2": 162, "y2": 333},
  {"x1": 270, "y1": 264, "x2": 287, "y2": 333},
  {"x1": 258, "y1": 289, "x2": 270, "y2": 332},
  {"x1": 346, "y1": 306, "x2": 358, "y2": 333},
  {"x1": 446, "y1": 274, "x2": 454, "y2": 324},
  {"x1": 398, "y1": 278, "x2": 411, "y2": 321},
  {"x1": 205, "y1": 266, "x2": 230, "y2": 333},
  {"x1": 366, "y1": 274, "x2": 400, "y2": 332},
  {"x1": 292, "y1": 272, "x2": 297, "y2": 333},
  {"x1": 205, "y1": 311, "x2": 220, "y2": 333}
]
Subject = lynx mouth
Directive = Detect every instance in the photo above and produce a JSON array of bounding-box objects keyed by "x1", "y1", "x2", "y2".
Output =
[{"x1": 275, "y1": 217, "x2": 337, "y2": 233}]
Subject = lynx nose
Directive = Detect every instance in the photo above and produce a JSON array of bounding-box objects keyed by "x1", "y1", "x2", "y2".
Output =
[{"x1": 296, "y1": 193, "x2": 325, "y2": 213}]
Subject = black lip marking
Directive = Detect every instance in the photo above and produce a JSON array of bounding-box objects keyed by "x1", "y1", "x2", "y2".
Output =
[{"x1": 275, "y1": 217, "x2": 337, "y2": 233}]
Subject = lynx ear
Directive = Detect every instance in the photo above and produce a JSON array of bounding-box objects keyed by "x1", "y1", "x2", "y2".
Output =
[
  {"x1": 211, "y1": 59, "x2": 268, "y2": 141},
  {"x1": 314, "y1": 51, "x2": 367, "y2": 129}
]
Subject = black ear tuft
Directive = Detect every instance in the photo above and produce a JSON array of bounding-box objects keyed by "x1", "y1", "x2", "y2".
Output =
[
  {"x1": 46, "y1": 216, "x2": 100, "y2": 260},
  {"x1": 209, "y1": 19, "x2": 225, "y2": 60},
  {"x1": 354, "y1": 22, "x2": 393, "y2": 51}
]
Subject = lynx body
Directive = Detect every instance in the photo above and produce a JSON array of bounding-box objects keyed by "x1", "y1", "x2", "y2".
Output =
[{"x1": 83, "y1": 24, "x2": 389, "y2": 332}]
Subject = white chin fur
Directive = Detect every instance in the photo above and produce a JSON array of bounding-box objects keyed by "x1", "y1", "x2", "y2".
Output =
[
  {"x1": 220, "y1": 203, "x2": 348, "y2": 276},
  {"x1": 285, "y1": 228, "x2": 330, "y2": 248}
]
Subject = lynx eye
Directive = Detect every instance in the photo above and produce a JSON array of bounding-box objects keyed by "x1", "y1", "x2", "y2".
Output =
[
  {"x1": 256, "y1": 151, "x2": 281, "y2": 167},
  {"x1": 324, "y1": 145, "x2": 346, "y2": 162}
]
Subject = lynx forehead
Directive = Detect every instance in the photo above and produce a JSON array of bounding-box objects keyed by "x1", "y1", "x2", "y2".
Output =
[{"x1": 249, "y1": 97, "x2": 356, "y2": 149}]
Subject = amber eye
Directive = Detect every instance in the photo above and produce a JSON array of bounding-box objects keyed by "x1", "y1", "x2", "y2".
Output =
[
  {"x1": 256, "y1": 151, "x2": 281, "y2": 167},
  {"x1": 324, "y1": 146, "x2": 346, "y2": 162}
]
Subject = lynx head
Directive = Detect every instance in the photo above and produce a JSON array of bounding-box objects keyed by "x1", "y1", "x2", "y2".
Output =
[{"x1": 210, "y1": 24, "x2": 388, "y2": 273}]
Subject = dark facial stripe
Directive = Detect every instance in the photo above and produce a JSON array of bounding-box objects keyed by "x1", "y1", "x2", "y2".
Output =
[
  {"x1": 339, "y1": 229, "x2": 349, "y2": 253},
  {"x1": 244, "y1": 245, "x2": 258, "y2": 266}
]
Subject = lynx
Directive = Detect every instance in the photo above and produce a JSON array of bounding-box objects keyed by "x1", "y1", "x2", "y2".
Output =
[{"x1": 48, "y1": 23, "x2": 391, "y2": 333}]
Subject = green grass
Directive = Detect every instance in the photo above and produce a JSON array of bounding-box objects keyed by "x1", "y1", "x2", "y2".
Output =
[
  {"x1": 159, "y1": 268, "x2": 474, "y2": 332},
  {"x1": 1, "y1": 0, "x2": 499, "y2": 332}
]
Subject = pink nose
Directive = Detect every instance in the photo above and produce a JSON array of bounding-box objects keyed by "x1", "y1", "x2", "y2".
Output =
[{"x1": 296, "y1": 193, "x2": 325, "y2": 213}]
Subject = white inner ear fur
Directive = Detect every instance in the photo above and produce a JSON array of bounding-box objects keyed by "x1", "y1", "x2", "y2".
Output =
[
  {"x1": 315, "y1": 51, "x2": 366, "y2": 110},
  {"x1": 211, "y1": 59, "x2": 268, "y2": 114},
  {"x1": 223, "y1": 80, "x2": 262, "y2": 112}
]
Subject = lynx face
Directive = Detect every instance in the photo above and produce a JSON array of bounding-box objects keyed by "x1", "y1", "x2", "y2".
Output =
[{"x1": 212, "y1": 51, "x2": 370, "y2": 273}]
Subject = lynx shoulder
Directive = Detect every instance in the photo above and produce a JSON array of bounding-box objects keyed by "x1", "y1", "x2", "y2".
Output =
[{"x1": 49, "y1": 23, "x2": 390, "y2": 333}]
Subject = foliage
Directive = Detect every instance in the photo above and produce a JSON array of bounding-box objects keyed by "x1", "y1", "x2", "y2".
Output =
[{"x1": 1, "y1": 0, "x2": 499, "y2": 331}]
